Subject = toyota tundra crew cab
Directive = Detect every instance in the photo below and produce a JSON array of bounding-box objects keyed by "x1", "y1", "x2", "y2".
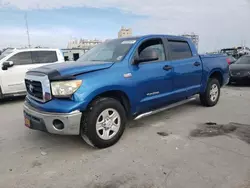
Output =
[{"x1": 23, "y1": 35, "x2": 229, "y2": 148}]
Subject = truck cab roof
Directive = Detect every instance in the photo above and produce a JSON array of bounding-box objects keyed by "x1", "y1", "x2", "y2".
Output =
[
  {"x1": 13, "y1": 48, "x2": 61, "y2": 52},
  {"x1": 120, "y1": 34, "x2": 191, "y2": 41}
]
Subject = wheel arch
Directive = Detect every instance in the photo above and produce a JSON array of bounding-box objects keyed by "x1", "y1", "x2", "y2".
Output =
[
  {"x1": 86, "y1": 90, "x2": 132, "y2": 118},
  {"x1": 208, "y1": 70, "x2": 223, "y2": 86},
  {"x1": 200, "y1": 68, "x2": 224, "y2": 94}
]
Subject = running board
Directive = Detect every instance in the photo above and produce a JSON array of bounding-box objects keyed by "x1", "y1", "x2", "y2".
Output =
[{"x1": 134, "y1": 97, "x2": 197, "y2": 120}]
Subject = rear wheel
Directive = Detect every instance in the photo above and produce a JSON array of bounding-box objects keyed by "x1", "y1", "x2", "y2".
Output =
[
  {"x1": 200, "y1": 78, "x2": 220, "y2": 107},
  {"x1": 80, "y1": 97, "x2": 127, "y2": 148}
]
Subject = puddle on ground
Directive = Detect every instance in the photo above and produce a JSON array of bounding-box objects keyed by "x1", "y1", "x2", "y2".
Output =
[{"x1": 190, "y1": 122, "x2": 250, "y2": 144}]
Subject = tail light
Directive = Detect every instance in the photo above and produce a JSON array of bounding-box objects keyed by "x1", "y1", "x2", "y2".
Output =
[{"x1": 226, "y1": 58, "x2": 231, "y2": 65}]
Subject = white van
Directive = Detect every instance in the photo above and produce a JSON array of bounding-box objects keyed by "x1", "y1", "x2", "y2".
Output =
[{"x1": 0, "y1": 48, "x2": 64, "y2": 99}]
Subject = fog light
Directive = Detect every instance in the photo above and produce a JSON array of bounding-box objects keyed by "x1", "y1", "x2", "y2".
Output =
[{"x1": 53, "y1": 119, "x2": 64, "y2": 130}]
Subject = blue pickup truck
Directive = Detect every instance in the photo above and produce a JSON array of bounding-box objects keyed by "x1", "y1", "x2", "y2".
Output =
[{"x1": 23, "y1": 35, "x2": 229, "y2": 148}]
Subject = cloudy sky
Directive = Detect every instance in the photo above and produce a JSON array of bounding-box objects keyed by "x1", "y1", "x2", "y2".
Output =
[{"x1": 0, "y1": 0, "x2": 250, "y2": 52}]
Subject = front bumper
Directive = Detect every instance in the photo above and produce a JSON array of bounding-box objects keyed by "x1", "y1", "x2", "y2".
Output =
[
  {"x1": 230, "y1": 76, "x2": 250, "y2": 83},
  {"x1": 23, "y1": 101, "x2": 82, "y2": 135}
]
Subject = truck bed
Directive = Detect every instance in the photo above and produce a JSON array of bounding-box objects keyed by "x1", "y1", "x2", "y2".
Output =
[{"x1": 199, "y1": 53, "x2": 229, "y2": 91}]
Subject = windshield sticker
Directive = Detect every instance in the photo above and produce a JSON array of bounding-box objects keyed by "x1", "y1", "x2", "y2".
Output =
[{"x1": 121, "y1": 40, "x2": 136, "y2": 44}]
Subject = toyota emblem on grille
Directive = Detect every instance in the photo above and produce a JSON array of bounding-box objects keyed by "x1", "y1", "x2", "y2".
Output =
[{"x1": 29, "y1": 84, "x2": 34, "y2": 92}]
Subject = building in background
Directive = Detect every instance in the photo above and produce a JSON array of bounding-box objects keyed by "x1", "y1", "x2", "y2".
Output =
[
  {"x1": 182, "y1": 33, "x2": 199, "y2": 50},
  {"x1": 67, "y1": 39, "x2": 78, "y2": 49},
  {"x1": 67, "y1": 39, "x2": 102, "y2": 49},
  {"x1": 65, "y1": 38, "x2": 102, "y2": 61},
  {"x1": 65, "y1": 26, "x2": 133, "y2": 61},
  {"x1": 61, "y1": 48, "x2": 88, "y2": 61},
  {"x1": 118, "y1": 26, "x2": 132, "y2": 38}
]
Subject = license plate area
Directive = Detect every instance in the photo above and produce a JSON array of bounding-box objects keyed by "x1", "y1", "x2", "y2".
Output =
[
  {"x1": 23, "y1": 111, "x2": 48, "y2": 132},
  {"x1": 24, "y1": 116, "x2": 31, "y2": 128}
]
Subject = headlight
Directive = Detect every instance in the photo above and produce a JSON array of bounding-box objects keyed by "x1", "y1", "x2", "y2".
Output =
[{"x1": 51, "y1": 80, "x2": 82, "y2": 97}]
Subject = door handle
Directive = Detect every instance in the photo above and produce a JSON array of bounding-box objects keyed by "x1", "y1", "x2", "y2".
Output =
[
  {"x1": 193, "y1": 62, "x2": 201, "y2": 66},
  {"x1": 163, "y1": 65, "x2": 172, "y2": 71}
]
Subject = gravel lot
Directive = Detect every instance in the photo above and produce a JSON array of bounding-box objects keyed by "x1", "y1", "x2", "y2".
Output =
[{"x1": 0, "y1": 86, "x2": 250, "y2": 188}]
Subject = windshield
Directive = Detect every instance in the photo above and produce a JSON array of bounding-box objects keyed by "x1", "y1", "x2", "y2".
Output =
[
  {"x1": 0, "y1": 49, "x2": 14, "y2": 61},
  {"x1": 77, "y1": 38, "x2": 137, "y2": 63},
  {"x1": 235, "y1": 56, "x2": 250, "y2": 64}
]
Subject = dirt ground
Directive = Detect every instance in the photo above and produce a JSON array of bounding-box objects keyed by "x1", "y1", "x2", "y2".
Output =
[{"x1": 0, "y1": 86, "x2": 250, "y2": 188}]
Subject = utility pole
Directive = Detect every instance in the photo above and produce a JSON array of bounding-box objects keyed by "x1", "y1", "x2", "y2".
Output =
[{"x1": 25, "y1": 12, "x2": 31, "y2": 48}]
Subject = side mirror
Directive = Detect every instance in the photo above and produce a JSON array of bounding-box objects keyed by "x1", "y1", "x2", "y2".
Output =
[
  {"x1": 2, "y1": 61, "x2": 14, "y2": 70},
  {"x1": 133, "y1": 48, "x2": 159, "y2": 64}
]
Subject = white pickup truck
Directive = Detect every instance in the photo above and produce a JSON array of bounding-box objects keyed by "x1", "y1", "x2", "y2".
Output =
[{"x1": 0, "y1": 48, "x2": 64, "y2": 99}]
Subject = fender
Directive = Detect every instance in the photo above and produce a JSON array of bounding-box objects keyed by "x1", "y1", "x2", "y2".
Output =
[
  {"x1": 200, "y1": 68, "x2": 223, "y2": 93},
  {"x1": 74, "y1": 85, "x2": 136, "y2": 113},
  {"x1": 208, "y1": 68, "x2": 223, "y2": 79}
]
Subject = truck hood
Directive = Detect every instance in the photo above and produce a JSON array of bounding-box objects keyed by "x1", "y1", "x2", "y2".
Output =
[{"x1": 27, "y1": 61, "x2": 114, "y2": 80}]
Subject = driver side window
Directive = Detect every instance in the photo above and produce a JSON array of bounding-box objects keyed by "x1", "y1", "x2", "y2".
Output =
[{"x1": 137, "y1": 39, "x2": 166, "y2": 62}]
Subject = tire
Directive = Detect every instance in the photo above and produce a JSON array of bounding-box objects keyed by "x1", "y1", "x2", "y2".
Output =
[
  {"x1": 80, "y1": 97, "x2": 127, "y2": 148},
  {"x1": 0, "y1": 87, "x2": 3, "y2": 100},
  {"x1": 200, "y1": 78, "x2": 220, "y2": 107}
]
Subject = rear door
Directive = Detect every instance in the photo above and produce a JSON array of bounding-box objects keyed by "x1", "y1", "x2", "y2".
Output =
[
  {"x1": 166, "y1": 39, "x2": 202, "y2": 98},
  {"x1": 1, "y1": 51, "x2": 33, "y2": 94}
]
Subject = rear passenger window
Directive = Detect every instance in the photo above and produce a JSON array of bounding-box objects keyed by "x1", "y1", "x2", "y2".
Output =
[
  {"x1": 168, "y1": 41, "x2": 192, "y2": 60},
  {"x1": 32, "y1": 51, "x2": 58, "y2": 64}
]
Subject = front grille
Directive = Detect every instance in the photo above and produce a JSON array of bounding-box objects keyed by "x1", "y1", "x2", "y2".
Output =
[{"x1": 25, "y1": 79, "x2": 43, "y2": 100}]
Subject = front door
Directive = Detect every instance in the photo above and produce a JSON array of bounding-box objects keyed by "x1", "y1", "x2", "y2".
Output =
[{"x1": 130, "y1": 38, "x2": 173, "y2": 113}]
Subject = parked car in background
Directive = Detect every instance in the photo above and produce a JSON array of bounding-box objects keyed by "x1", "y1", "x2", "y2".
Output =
[
  {"x1": 229, "y1": 55, "x2": 250, "y2": 84},
  {"x1": 237, "y1": 46, "x2": 250, "y2": 57},
  {"x1": 221, "y1": 48, "x2": 238, "y2": 58},
  {"x1": 23, "y1": 35, "x2": 229, "y2": 148},
  {"x1": 0, "y1": 48, "x2": 64, "y2": 99},
  {"x1": 221, "y1": 47, "x2": 250, "y2": 59}
]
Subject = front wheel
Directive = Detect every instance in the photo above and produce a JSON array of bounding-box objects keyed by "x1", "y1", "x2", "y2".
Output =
[
  {"x1": 80, "y1": 97, "x2": 127, "y2": 148},
  {"x1": 200, "y1": 78, "x2": 220, "y2": 107}
]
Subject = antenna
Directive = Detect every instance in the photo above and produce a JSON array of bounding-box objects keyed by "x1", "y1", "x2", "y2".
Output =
[{"x1": 25, "y1": 12, "x2": 31, "y2": 48}]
